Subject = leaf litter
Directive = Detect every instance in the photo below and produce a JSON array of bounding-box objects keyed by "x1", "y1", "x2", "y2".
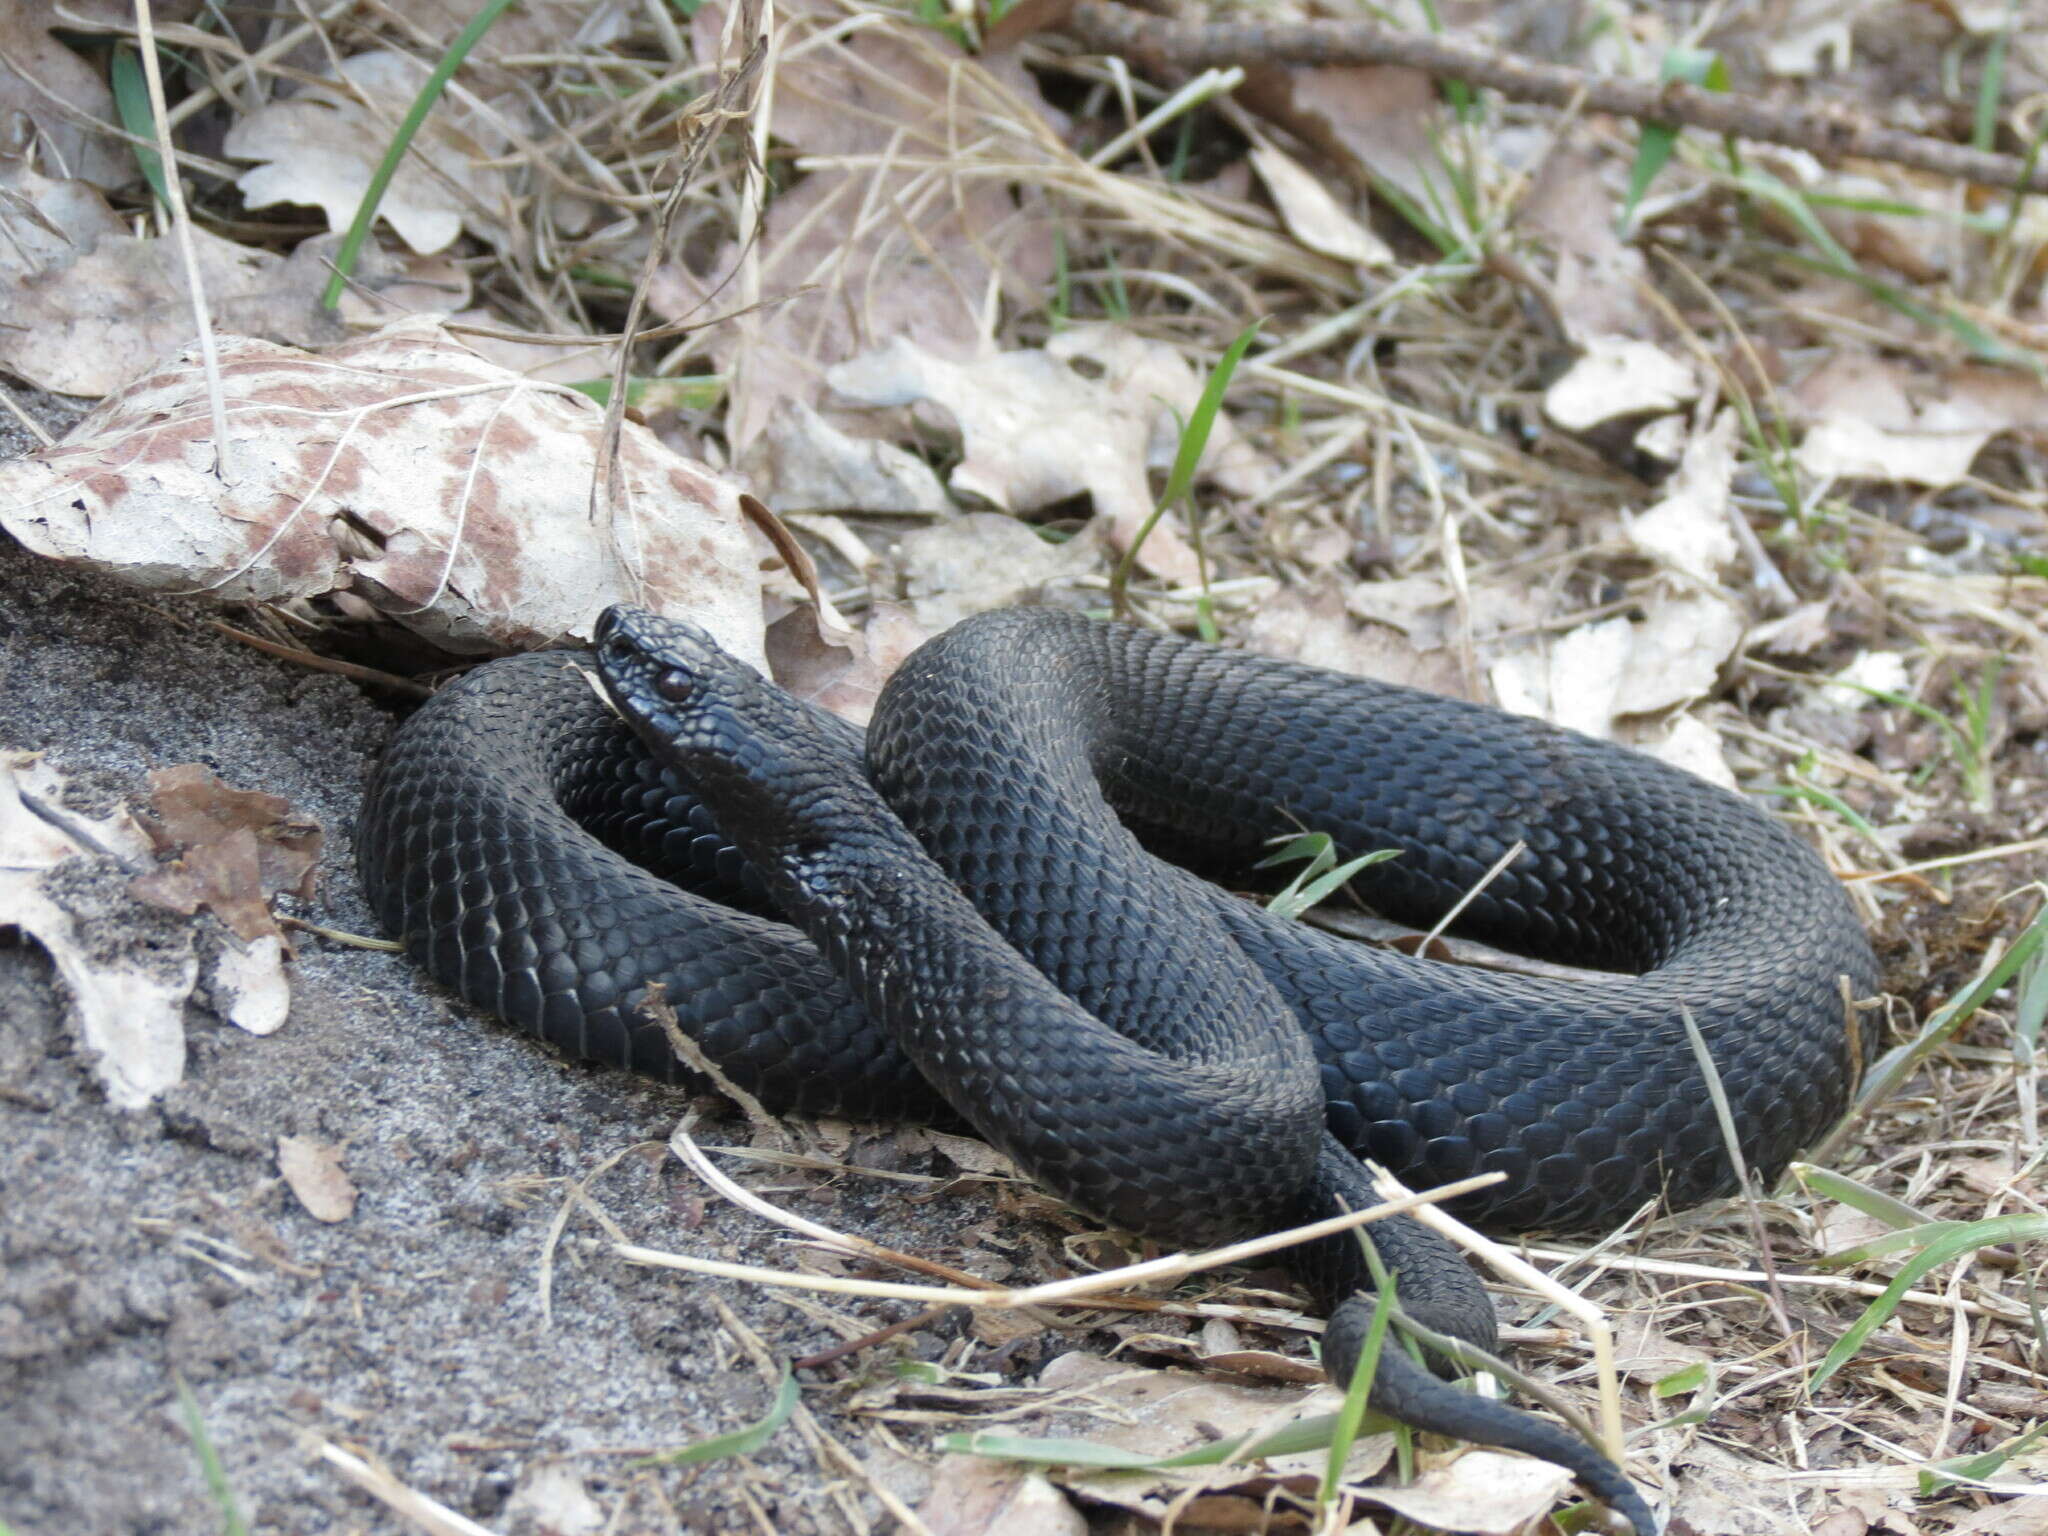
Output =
[{"x1": 2, "y1": 0, "x2": 2048, "y2": 1533}]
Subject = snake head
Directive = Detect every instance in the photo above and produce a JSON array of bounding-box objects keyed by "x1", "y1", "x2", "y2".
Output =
[
  {"x1": 593, "y1": 604, "x2": 740, "y2": 719},
  {"x1": 592, "y1": 604, "x2": 896, "y2": 911},
  {"x1": 593, "y1": 605, "x2": 794, "y2": 791}
]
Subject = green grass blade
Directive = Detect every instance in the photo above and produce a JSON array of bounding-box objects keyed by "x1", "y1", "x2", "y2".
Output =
[
  {"x1": 1621, "y1": 49, "x2": 1727, "y2": 230},
  {"x1": 1808, "y1": 1214, "x2": 2048, "y2": 1392},
  {"x1": 1257, "y1": 831, "x2": 1340, "y2": 873},
  {"x1": 1920, "y1": 1420, "x2": 2048, "y2": 1494},
  {"x1": 175, "y1": 1377, "x2": 249, "y2": 1536},
  {"x1": 1158, "y1": 321, "x2": 1261, "y2": 512},
  {"x1": 635, "y1": 1366, "x2": 798, "y2": 1466},
  {"x1": 1973, "y1": 0, "x2": 2017, "y2": 153},
  {"x1": 567, "y1": 377, "x2": 726, "y2": 412},
  {"x1": 1815, "y1": 1219, "x2": 1983, "y2": 1268},
  {"x1": 319, "y1": 0, "x2": 521, "y2": 309},
  {"x1": 1108, "y1": 320, "x2": 1260, "y2": 617},
  {"x1": 110, "y1": 43, "x2": 171, "y2": 210},
  {"x1": 1858, "y1": 904, "x2": 2048, "y2": 1113},
  {"x1": 1763, "y1": 245, "x2": 2038, "y2": 371},
  {"x1": 1269, "y1": 850, "x2": 1401, "y2": 921},
  {"x1": 1319, "y1": 1289, "x2": 1393, "y2": 1509},
  {"x1": 2015, "y1": 932, "x2": 2047, "y2": 1054},
  {"x1": 1764, "y1": 780, "x2": 1887, "y2": 857},
  {"x1": 941, "y1": 1411, "x2": 1379, "y2": 1470},
  {"x1": 1788, "y1": 1164, "x2": 1931, "y2": 1232}
]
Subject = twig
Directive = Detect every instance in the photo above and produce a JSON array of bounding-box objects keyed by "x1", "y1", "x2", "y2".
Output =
[
  {"x1": 201, "y1": 619, "x2": 434, "y2": 699},
  {"x1": 1063, "y1": 1, "x2": 2048, "y2": 195}
]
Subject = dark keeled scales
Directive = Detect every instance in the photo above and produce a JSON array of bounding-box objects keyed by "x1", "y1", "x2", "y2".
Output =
[{"x1": 358, "y1": 608, "x2": 1878, "y2": 1536}]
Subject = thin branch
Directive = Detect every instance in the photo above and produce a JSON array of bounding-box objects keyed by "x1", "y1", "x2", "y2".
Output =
[{"x1": 1064, "y1": 1, "x2": 2048, "y2": 195}]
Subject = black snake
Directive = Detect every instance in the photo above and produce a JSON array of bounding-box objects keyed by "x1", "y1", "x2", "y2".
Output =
[{"x1": 358, "y1": 605, "x2": 1879, "y2": 1535}]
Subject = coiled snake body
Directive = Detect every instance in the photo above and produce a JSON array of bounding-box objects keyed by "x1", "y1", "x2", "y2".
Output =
[{"x1": 359, "y1": 606, "x2": 1877, "y2": 1535}]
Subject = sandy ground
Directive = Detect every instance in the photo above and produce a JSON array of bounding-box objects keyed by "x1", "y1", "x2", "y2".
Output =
[{"x1": 0, "y1": 400, "x2": 1034, "y2": 1535}]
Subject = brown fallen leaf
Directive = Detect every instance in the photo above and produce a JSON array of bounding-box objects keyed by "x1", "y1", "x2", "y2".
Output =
[
  {"x1": 1793, "y1": 353, "x2": 2048, "y2": 488},
  {"x1": 1244, "y1": 584, "x2": 1470, "y2": 698},
  {"x1": 0, "y1": 317, "x2": 767, "y2": 661},
  {"x1": 224, "y1": 50, "x2": 514, "y2": 256},
  {"x1": 407, "y1": 0, "x2": 631, "y2": 60},
  {"x1": 0, "y1": 162, "x2": 367, "y2": 397},
  {"x1": 886, "y1": 512, "x2": 1098, "y2": 632},
  {"x1": 1238, "y1": 63, "x2": 1448, "y2": 217},
  {"x1": 654, "y1": 0, "x2": 1059, "y2": 451},
  {"x1": 1624, "y1": 408, "x2": 1741, "y2": 581},
  {"x1": 1247, "y1": 142, "x2": 1392, "y2": 269},
  {"x1": 828, "y1": 338, "x2": 1204, "y2": 582},
  {"x1": 0, "y1": 751, "x2": 189, "y2": 1108},
  {"x1": 0, "y1": 3, "x2": 200, "y2": 190},
  {"x1": 917, "y1": 1455, "x2": 1085, "y2": 1536},
  {"x1": 764, "y1": 602, "x2": 930, "y2": 727},
  {"x1": 1032, "y1": 1352, "x2": 1391, "y2": 1521},
  {"x1": 1360, "y1": 1448, "x2": 1575, "y2": 1533},
  {"x1": 130, "y1": 764, "x2": 323, "y2": 945},
  {"x1": 1543, "y1": 337, "x2": 1700, "y2": 433},
  {"x1": 277, "y1": 1135, "x2": 357, "y2": 1223},
  {"x1": 1521, "y1": 145, "x2": 1660, "y2": 341},
  {"x1": 741, "y1": 399, "x2": 953, "y2": 517}
]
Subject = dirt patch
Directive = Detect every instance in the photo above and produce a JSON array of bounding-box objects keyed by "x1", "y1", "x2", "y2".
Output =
[{"x1": 0, "y1": 533, "x2": 1019, "y2": 1533}]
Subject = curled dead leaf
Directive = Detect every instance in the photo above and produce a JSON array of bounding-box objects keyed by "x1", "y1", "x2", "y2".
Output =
[
  {"x1": 0, "y1": 318, "x2": 766, "y2": 662},
  {"x1": 129, "y1": 764, "x2": 321, "y2": 945}
]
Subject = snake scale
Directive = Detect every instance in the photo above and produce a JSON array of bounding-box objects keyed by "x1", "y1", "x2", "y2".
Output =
[{"x1": 358, "y1": 605, "x2": 1879, "y2": 1535}]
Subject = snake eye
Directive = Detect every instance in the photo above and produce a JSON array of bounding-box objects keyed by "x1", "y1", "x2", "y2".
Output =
[{"x1": 655, "y1": 669, "x2": 692, "y2": 703}]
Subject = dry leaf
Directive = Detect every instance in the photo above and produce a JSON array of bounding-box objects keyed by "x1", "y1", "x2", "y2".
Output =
[
  {"x1": 1638, "y1": 712, "x2": 1738, "y2": 791},
  {"x1": 225, "y1": 51, "x2": 512, "y2": 255},
  {"x1": 1247, "y1": 144, "x2": 1391, "y2": 268},
  {"x1": 1521, "y1": 147, "x2": 1659, "y2": 340},
  {"x1": 828, "y1": 337, "x2": 1200, "y2": 582},
  {"x1": 923, "y1": 1129, "x2": 1020, "y2": 1179},
  {"x1": 741, "y1": 400, "x2": 953, "y2": 516},
  {"x1": 502, "y1": 1463, "x2": 606, "y2": 1536},
  {"x1": 0, "y1": 5, "x2": 203, "y2": 189},
  {"x1": 407, "y1": 0, "x2": 631, "y2": 59},
  {"x1": 0, "y1": 318, "x2": 766, "y2": 661},
  {"x1": 1238, "y1": 64, "x2": 1448, "y2": 220},
  {"x1": 1346, "y1": 575, "x2": 1460, "y2": 650},
  {"x1": 277, "y1": 1135, "x2": 357, "y2": 1223},
  {"x1": 129, "y1": 764, "x2": 322, "y2": 945},
  {"x1": 1823, "y1": 650, "x2": 1912, "y2": 711},
  {"x1": 918, "y1": 1455, "x2": 1086, "y2": 1536},
  {"x1": 1359, "y1": 1449, "x2": 1574, "y2": 1533},
  {"x1": 1544, "y1": 338, "x2": 1699, "y2": 432},
  {"x1": 1244, "y1": 584, "x2": 1470, "y2": 698},
  {"x1": 1045, "y1": 324, "x2": 1276, "y2": 502},
  {"x1": 1625, "y1": 409, "x2": 1741, "y2": 580},
  {"x1": 1665, "y1": 1440, "x2": 1794, "y2": 1535},
  {"x1": 0, "y1": 752, "x2": 191, "y2": 1108},
  {"x1": 1747, "y1": 600, "x2": 1835, "y2": 658},
  {"x1": 1034, "y1": 1353, "x2": 1391, "y2": 1519},
  {"x1": 887, "y1": 512, "x2": 1097, "y2": 631},
  {"x1": 1793, "y1": 354, "x2": 2046, "y2": 488},
  {"x1": 1490, "y1": 594, "x2": 1744, "y2": 739},
  {"x1": 655, "y1": 0, "x2": 1058, "y2": 450},
  {"x1": 0, "y1": 163, "x2": 366, "y2": 396},
  {"x1": 763, "y1": 602, "x2": 930, "y2": 727}
]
